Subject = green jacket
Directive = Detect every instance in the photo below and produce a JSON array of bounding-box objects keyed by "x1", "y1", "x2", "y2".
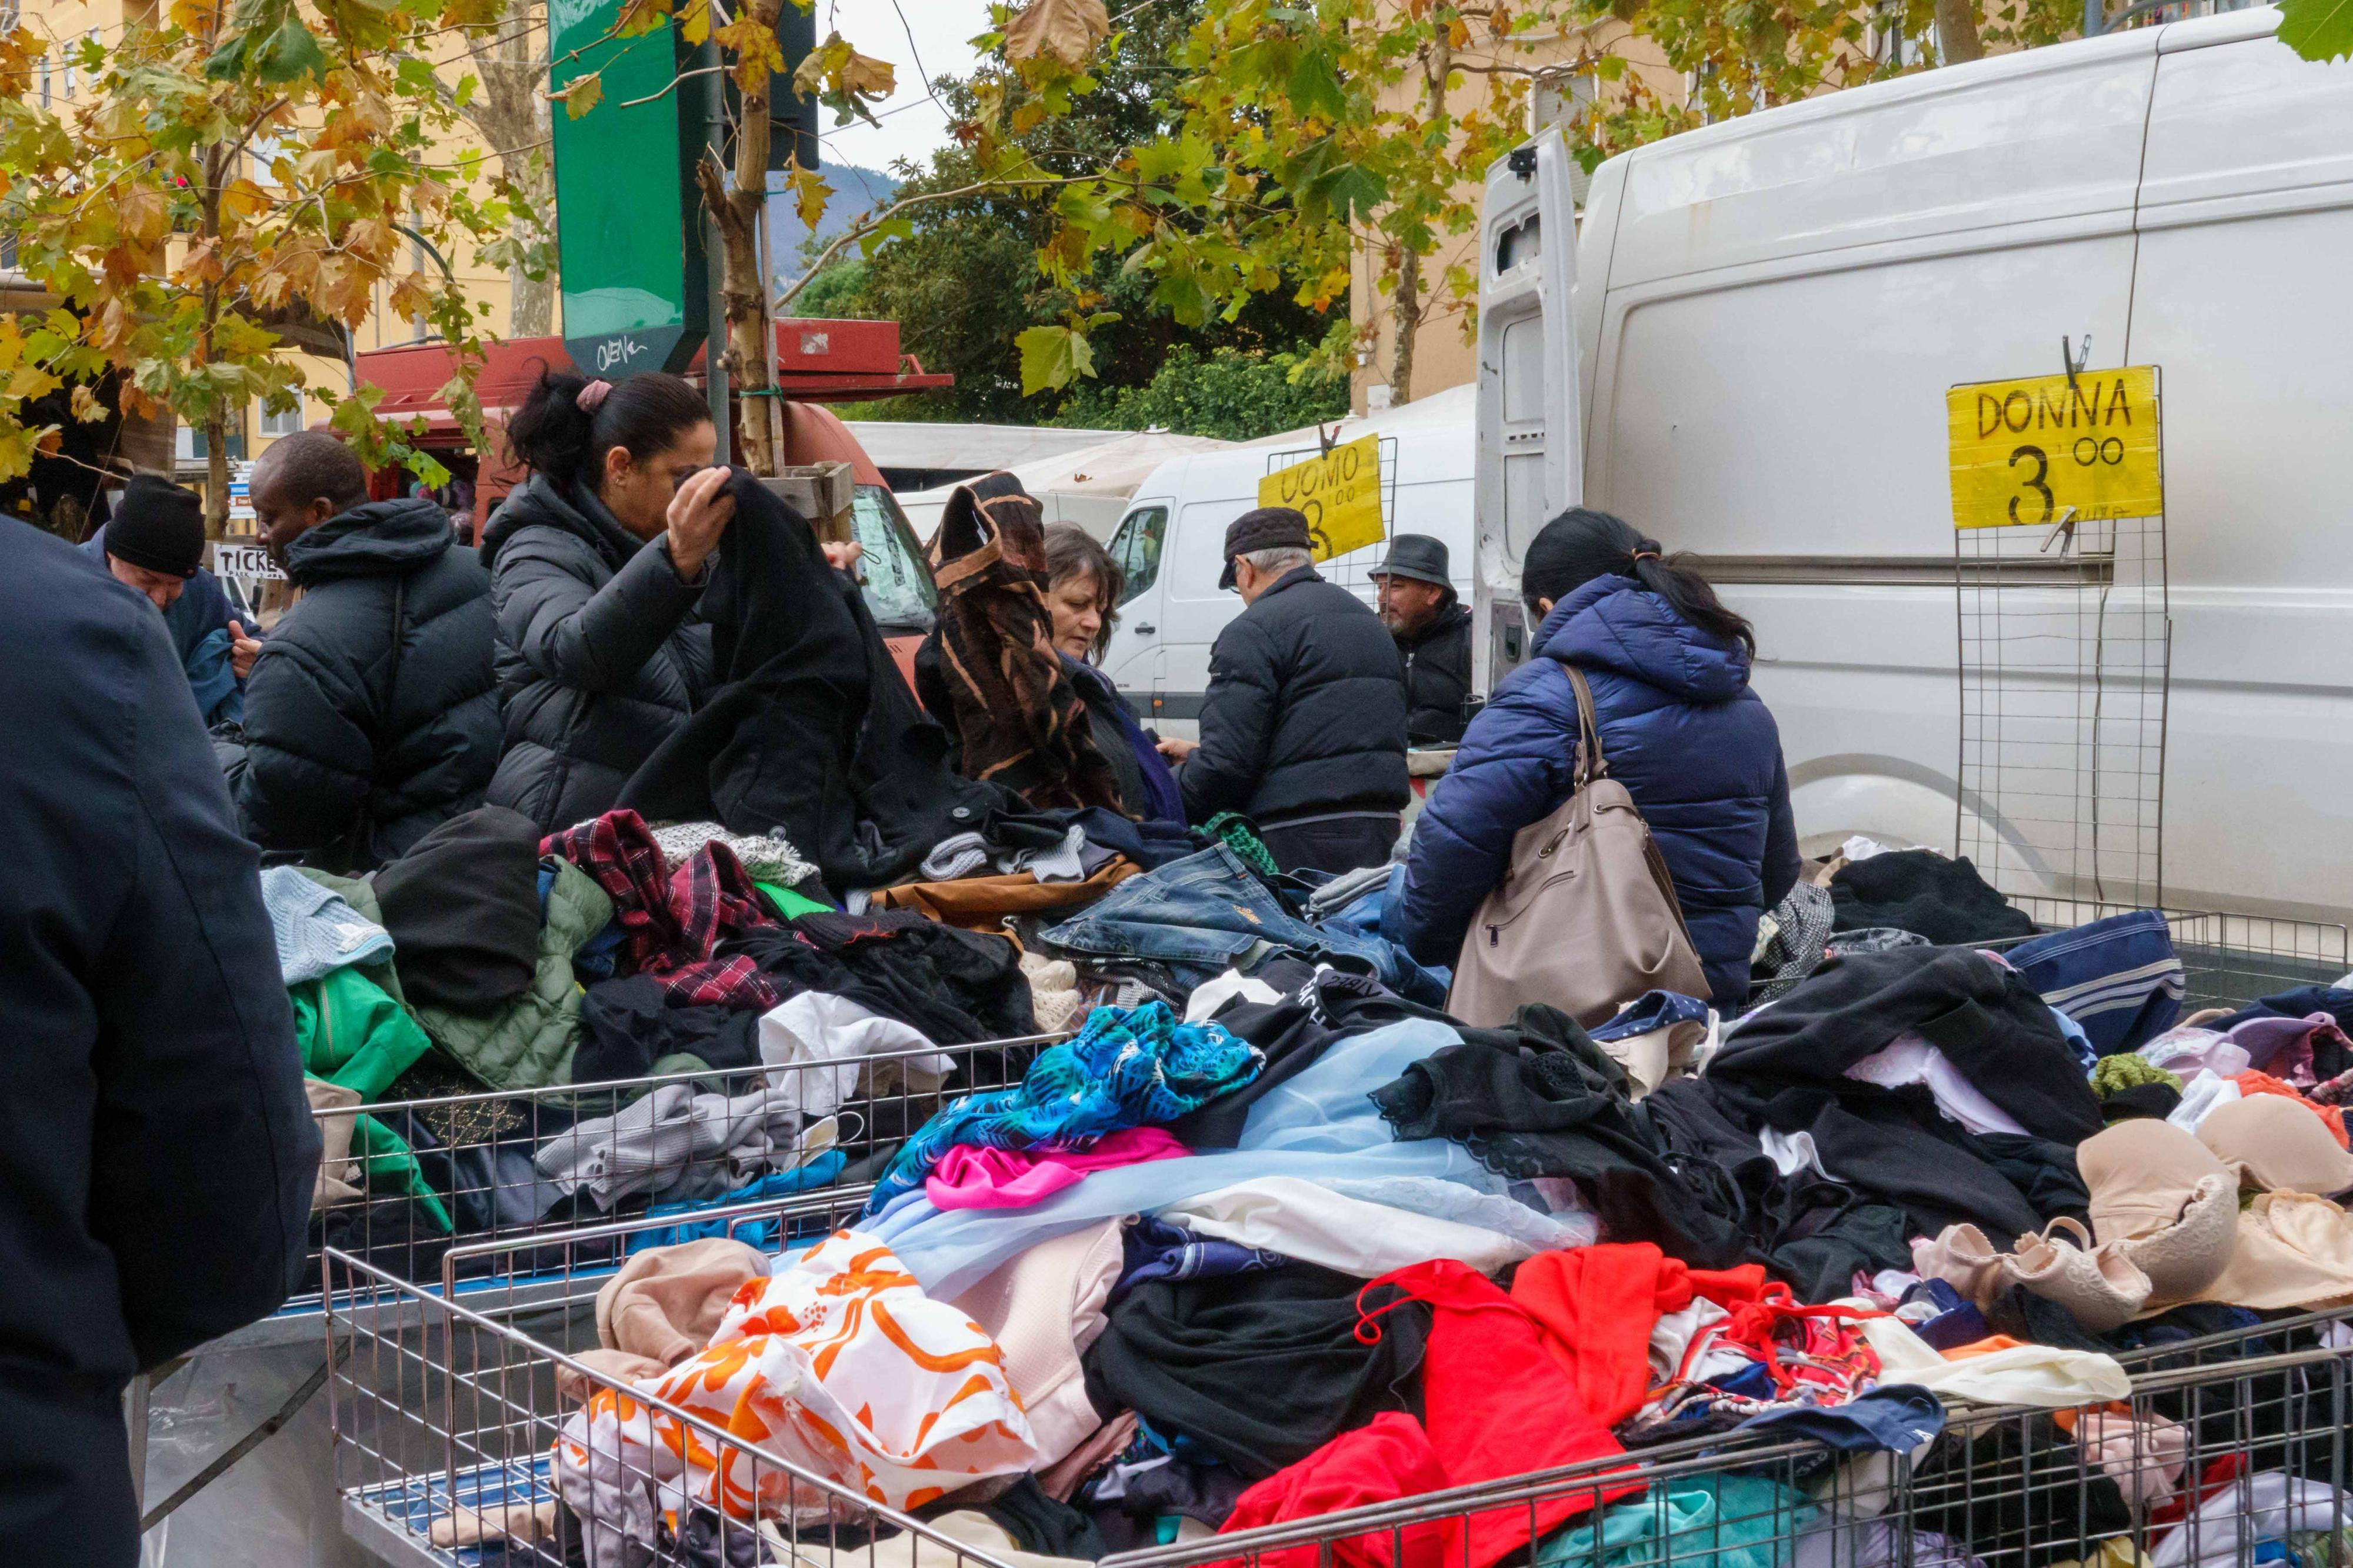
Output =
[{"x1": 411, "y1": 858, "x2": 613, "y2": 1092}]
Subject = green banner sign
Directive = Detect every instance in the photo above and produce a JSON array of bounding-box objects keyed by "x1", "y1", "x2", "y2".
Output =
[{"x1": 549, "y1": 0, "x2": 709, "y2": 378}]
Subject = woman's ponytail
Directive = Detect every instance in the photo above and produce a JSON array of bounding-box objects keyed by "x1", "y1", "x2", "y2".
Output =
[
  {"x1": 1522, "y1": 505, "x2": 1755, "y2": 656},
  {"x1": 504, "y1": 367, "x2": 711, "y2": 497}
]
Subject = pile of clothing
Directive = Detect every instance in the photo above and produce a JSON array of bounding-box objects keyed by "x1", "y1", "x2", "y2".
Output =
[{"x1": 524, "y1": 875, "x2": 2353, "y2": 1568}]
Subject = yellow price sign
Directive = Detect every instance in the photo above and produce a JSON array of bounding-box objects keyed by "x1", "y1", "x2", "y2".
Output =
[
  {"x1": 1259, "y1": 435, "x2": 1385, "y2": 560},
  {"x1": 1948, "y1": 366, "x2": 2163, "y2": 530}
]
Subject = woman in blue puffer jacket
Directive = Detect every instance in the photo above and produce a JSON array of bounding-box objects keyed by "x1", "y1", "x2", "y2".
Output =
[{"x1": 1391, "y1": 508, "x2": 1801, "y2": 1010}]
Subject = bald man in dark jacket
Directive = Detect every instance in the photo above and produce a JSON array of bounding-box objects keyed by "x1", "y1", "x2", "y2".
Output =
[{"x1": 0, "y1": 521, "x2": 319, "y2": 1564}]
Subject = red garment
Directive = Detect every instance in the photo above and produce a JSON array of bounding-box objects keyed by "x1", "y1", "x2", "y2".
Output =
[
  {"x1": 1214, "y1": 1260, "x2": 1637, "y2": 1568},
  {"x1": 1218, "y1": 1414, "x2": 1454, "y2": 1568},
  {"x1": 2234, "y1": 1070, "x2": 2350, "y2": 1147},
  {"x1": 542, "y1": 809, "x2": 781, "y2": 1010},
  {"x1": 1509, "y1": 1243, "x2": 1769, "y2": 1426}
]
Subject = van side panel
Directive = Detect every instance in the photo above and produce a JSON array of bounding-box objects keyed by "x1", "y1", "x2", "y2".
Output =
[{"x1": 2117, "y1": 32, "x2": 2353, "y2": 916}]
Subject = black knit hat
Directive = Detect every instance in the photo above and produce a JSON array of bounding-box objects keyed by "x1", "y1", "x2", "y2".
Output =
[
  {"x1": 105, "y1": 474, "x2": 206, "y2": 578},
  {"x1": 1373, "y1": 533, "x2": 1449, "y2": 588},
  {"x1": 1218, "y1": 506, "x2": 1312, "y2": 590}
]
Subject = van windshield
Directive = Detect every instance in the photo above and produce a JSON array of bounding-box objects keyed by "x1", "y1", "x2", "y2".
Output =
[{"x1": 852, "y1": 485, "x2": 937, "y2": 630}]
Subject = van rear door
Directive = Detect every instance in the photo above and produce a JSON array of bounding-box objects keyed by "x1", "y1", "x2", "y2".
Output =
[{"x1": 1472, "y1": 128, "x2": 1581, "y2": 693}]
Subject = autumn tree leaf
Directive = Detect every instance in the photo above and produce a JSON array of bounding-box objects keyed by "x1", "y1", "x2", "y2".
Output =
[
  {"x1": 554, "y1": 72, "x2": 604, "y2": 118},
  {"x1": 718, "y1": 16, "x2": 787, "y2": 90},
  {"x1": 69, "y1": 384, "x2": 108, "y2": 422},
  {"x1": 1016, "y1": 322, "x2": 1098, "y2": 394},
  {"x1": 2279, "y1": 0, "x2": 2353, "y2": 59},
  {"x1": 1004, "y1": 0, "x2": 1110, "y2": 67}
]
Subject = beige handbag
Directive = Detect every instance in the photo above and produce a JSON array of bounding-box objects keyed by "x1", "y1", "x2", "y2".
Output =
[{"x1": 1447, "y1": 665, "x2": 1709, "y2": 1028}]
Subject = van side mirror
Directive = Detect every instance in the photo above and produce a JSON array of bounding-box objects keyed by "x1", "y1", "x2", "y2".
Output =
[{"x1": 1507, "y1": 146, "x2": 1537, "y2": 180}]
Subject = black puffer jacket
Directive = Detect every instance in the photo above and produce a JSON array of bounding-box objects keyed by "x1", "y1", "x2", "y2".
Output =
[
  {"x1": 224, "y1": 497, "x2": 500, "y2": 868},
  {"x1": 1179, "y1": 566, "x2": 1409, "y2": 826},
  {"x1": 479, "y1": 475, "x2": 714, "y2": 831},
  {"x1": 1395, "y1": 595, "x2": 1474, "y2": 746}
]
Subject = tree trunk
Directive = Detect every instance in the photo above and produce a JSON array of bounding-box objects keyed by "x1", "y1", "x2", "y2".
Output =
[
  {"x1": 1389, "y1": 246, "x2": 1420, "y2": 408},
  {"x1": 695, "y1": 0, "x2": 785, "y2": 477},
  {"x1": 1934, "y1": 0, "x2": 1984, "y2": 62},
  {"x1": 458, "y1": 0, "x2": 557, "y2": 335},
  {"x1": 199, "y1": 141, "x2": 230, "y2": 539}
]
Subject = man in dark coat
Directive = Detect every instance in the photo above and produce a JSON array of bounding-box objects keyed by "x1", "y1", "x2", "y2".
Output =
[
  {"x1": 0, "y1": 522, "x2": 319, "y2": 1564},
  {"x1": 78, "y1": 473, "x2": 258, "y2": 725},
  {"x1": 1373, "y1": 533, "x2": 1474, "y2": 746},
  {"x1": 1158, "y1": 507, "x2": 1409, "y2": 875},
  {"x1": 221, "y1": 429, "x2": 501, "y2": 868}
]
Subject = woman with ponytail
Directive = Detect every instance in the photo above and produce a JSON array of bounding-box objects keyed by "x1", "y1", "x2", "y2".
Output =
[
  {"x1": 1391, "y1": 507, "x2": 1800, "y2": 1009},
  {"x1": 479, "y1": 368, "x2": 734, "y2": 830}
]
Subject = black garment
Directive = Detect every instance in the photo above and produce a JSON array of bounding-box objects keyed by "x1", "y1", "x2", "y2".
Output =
[
  {"x1": 1636, "y1": 1076, "x2": 1914, "y2": 1301},
  {"x1": 1068, "y1": 806, "x2": 1198, "y2": 870},
  {"x1": 1064, "y1": 657, "x2": 1152, "y2": 821},
  {"x1": 1171, "y1": 958, "x2": 1449, "y2": 1149},
  {"x1": 1088, "y1": 1462, "x2": 1251, "y2": 1556},
  {"x1": 575, "y1": 975, "x2": 761, "y2": 1085},
  {"x1": 1081, "y1": 1263, "x2": 1431, "y2": 1481},
  {"x1": 984, "y1": 1476, "x2": 1108, "y2": 1560},
  {"x1": 725, "y1": 909, "x2": 1036, "y2": 1046},
  {"x1": 224, "y1": 496, "x2": 502, "y2": 868},
  {"x1": 619, "y1": 472, "x2": 1013, "y2": 889},
  {"x1": 1258, "y1": 810, "x2": 1401, "y2": 876},
  {"x1": 1370, "y1": 1007, "x2": 1747, "y2": 1267},
  {"x1": 1707, "y1": 946, "x2": 2105, "y2": 1145},
  {"x1": 1394, "y1": 597, "x2": 1473, "y2": 746},
  {"x1": 2101, "y1": 1082, "x2": 2183, "y2": 1122},
  {"x1": 1828, "y1": 850, "x2": 2035, "y2": 946},
  {"x1": 479, "y1": 474, "x2": 715, "y2": 833},
  {"x1": 372, "y1": 804, "x2": 544, "y2": 1013},
  {"x1": 0, "y1": 525, "x2": 320, "y2": 1567},
  {"x1": 1909, "y1": 1420, "x2": 2130, "y2": 1568},
  {"x1": 1179, "y1": 567, "x2": 1409, "y2": 828}
]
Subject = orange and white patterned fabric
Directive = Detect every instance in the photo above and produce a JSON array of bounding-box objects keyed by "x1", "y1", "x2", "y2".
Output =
[{"x1": 555, "y1": 1229, "x2": 1039, "y2": 1558}]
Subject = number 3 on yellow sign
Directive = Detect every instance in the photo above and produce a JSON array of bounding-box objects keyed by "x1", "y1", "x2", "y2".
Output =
[{"x1": 1947, "y1": 366, "x2": 2163, "y2": 530}]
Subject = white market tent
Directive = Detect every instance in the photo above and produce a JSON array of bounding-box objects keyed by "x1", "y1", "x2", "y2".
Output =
[{"x1": 898, "y1": 429, "x2": 1237, "y2": 541}]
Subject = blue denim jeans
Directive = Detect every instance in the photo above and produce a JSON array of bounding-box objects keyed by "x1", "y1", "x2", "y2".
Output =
[{"x1": 1043, "y1": 844, "x2": 1448, "y2": 1004}]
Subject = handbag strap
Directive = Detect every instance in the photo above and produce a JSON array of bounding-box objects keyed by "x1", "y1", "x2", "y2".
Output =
[{"x1": 1562, "y1": 664, "x2": 1610, "y2": 786}]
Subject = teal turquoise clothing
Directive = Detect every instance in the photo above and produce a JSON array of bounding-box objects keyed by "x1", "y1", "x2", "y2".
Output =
[
  {"x1": 1535, "y1": 1476, "x2": 1816, "y2": 1568},
  {"x1": 864, "y1": 1002, "x2": 1261, "y2": 1212}
]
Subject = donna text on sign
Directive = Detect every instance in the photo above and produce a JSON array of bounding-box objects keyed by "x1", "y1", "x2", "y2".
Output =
[
  {"x1": 1258, "y1": 435, "x2": 1384, "y2": 561},
  {"x1": 1946, "y1": 365, "x2": 2162, "y2": 531}
]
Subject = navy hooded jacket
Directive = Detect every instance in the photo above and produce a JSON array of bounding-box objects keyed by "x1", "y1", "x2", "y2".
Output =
[{"x1": 1391, "y1": 573, "x2": 1801, "y2": 1007}]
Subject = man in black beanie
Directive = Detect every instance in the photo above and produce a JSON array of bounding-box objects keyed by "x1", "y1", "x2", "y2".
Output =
[
  {"x1": 1156, "y1": 506, "x2": 1409, "y2": 874},
  {"x1": 78, "y1": 473, "x2": 255, "y2": 725}
]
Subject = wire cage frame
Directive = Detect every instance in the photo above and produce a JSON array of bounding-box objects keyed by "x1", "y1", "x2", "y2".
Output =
[
  {"x1": 322, "y1": 1208, "x2": 2353, "y2": 1568},
  {"x1": 1954, "y1": 366, "x2": 2170, "y2": 910}
]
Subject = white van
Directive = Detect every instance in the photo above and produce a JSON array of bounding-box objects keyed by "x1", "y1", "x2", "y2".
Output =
[
  {"x1": 1098, "y1": 387, "x2": 1476, "y2": 736},
  {"x1": 1476, "y1": 5, "x2": 2353, "y2": 923}
]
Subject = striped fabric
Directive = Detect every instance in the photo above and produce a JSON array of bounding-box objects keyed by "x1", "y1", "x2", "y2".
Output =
[{"x1": 2007, "y1": 910, "x2": 2185, "y2": 1056}]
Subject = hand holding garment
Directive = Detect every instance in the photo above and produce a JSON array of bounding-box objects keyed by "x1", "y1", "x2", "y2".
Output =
[
  {"x1": 916, "y1": 474, "x2": 1125, "y2": 812},
  {"x1": 544, "y1": 809, "x2": 780, "y2": 1009},
  {"x1": 2197, "y1": 1094, "x2": 2353, "y2": 1196},
  {"x1": 865, "y1": 1001, "x2": 1258, "y2": 1210},
  {"x1": 616, "y1": 471, "x2": 1015, "y2": 888},
  {"x1": 595, "y1": 1237, "x2": 771, "y2": 1365},
  {"x1": 926, "y1": 1127, "x2": 1189, "y2": 1211},
  {"x1": 556, "y1": 1229, "x2": 1038, "y2": 1557}
]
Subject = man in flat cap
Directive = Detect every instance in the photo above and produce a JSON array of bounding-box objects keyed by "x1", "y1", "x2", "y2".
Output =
[
  {"x1": 1372, "y1": 533, "x2": 1474, "y2": 747},
  {"x1": 79, "y1": 473, "x2": 258, "y2": 725},
  {"x1": 1156, "y1": 507, "x2": 1409, "y2": 874}
]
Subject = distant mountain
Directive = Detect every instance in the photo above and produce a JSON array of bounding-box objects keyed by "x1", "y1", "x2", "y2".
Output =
[{"x1": 766, "y1": 161, "x2": 902, "y2": 266}]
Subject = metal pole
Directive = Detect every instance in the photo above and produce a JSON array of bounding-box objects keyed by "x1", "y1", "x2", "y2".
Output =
[
  {"x1": 2084, "y1": 0, "x2": 2102, "y2": 35},
  {"x1": 701, "y1": 34, "x2": 731, "y2": 466}
]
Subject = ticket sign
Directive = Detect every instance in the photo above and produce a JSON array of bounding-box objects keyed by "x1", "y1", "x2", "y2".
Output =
[
  {"x1": 1259, "y1": 435, "x2": 1384, "y2": 561},
  {"x1": 1948, "y1": 366, "x2": 2163, "y2": 529},
  {"x1": 211, "y1": 543, "x2": 286, "y2": 582}
]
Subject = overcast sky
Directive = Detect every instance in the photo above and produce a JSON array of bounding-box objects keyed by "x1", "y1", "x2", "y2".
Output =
[{"x1": 810, "y1": 0, "x2": 988, "y2": 174}]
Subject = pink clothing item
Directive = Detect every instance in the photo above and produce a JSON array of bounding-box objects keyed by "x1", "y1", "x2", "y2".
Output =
[{"x1": 926, "y1": 1126, "x2": 1190, "y2": 1211}]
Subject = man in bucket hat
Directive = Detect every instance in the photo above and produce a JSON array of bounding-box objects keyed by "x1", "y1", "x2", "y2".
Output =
[
  {"x1": 1156, "y1": 507, "x2": 1409, "y2": 873},
  {"x1": 1372, "y1": 533, "x2": 1473, "y2": 746}
]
